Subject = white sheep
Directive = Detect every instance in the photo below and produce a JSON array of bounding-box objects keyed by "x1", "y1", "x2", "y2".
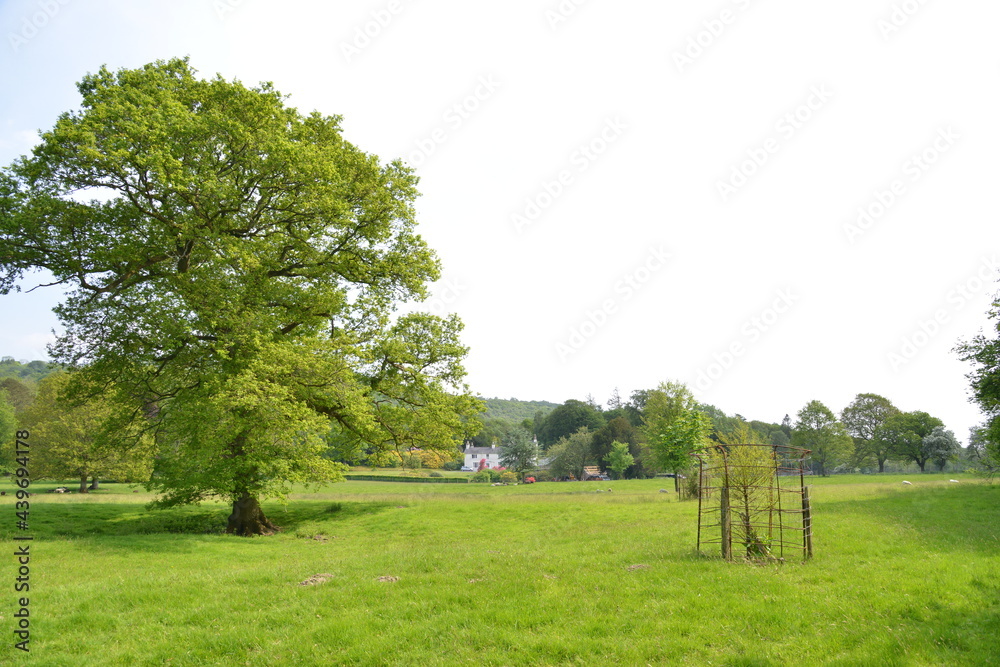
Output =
[
  {"x1": 949, "y1": 479, "x2": 959, "y2": 483},
  {"x1": 901, "y1": 480, "x2": 912, "y2": 485}
]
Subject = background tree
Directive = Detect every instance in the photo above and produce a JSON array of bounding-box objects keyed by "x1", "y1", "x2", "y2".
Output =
[
  {"x1": 498, "y1": 425, "x2": 538, "y2": 479},
  {"x1": 0, "y1": 390, "x2": 16, "y2": 474},
  {"x1": 924, "y1": 425, "x2": 960, "y2": 472},
  {"x1": 21, "y1": 372, "x2": 154, "y2": 492},
  {"x1": 650, "y1": 408, "x2": 712, "y2": 474},
  {"x1": 604, "y1": 440, "x2": 634, "y2": 479},
  {"x1": 840, "y1": 393, "x2": 899, "y2": 472},
  {"x1": 966, "y1": 425, "x2": 999, "y2": 478},
  {"x1": 716, "y1": 421, "x2": 769, "y2": 446},
  {"x1": 590, "y1": 415, "x2": 639, "y2": 476},
  {"x1": 545, "y1": 427, "x2": 594, "y2": 480},
  {"x1": 0, "y1": 377, "x2": 35, "y2": 413},
  {"x1": 874, "y1": 411, "x2": 945, "y2": 472},
  {"x1": 791, "y1": 400, "x2": 853, "y2": 476},
  {"x1": 0, "y1": 59, "x2": 481, "y2": 534},
  {"x1": 955, "y1": 291, "x2": 1000, "y2": 475},
  {"x1": 536, "y1": 399, "x2": 605, "y2": 447},
  {"x1": 642, "y1": 380, "x2": 708, "y2": 474}
]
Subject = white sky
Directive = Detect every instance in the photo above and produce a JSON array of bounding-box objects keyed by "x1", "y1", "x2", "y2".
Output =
[{"x1": 1, "y1": 0, "x2": 998, "y2": 441}]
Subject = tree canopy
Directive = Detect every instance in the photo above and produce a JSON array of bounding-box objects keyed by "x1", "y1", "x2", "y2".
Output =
[
  {"x1": 874, "y1": 411, "x2": 945, "y2": 472},
  {"x1": 840, "y1": 393, "x2": 899, "y2": 472},
  {"x1": 0, "y1": 59, "x2": 481, "y2": 534},
  {"x1": 791, "y1": 400, "x2": 853, "y2": 476},
  {"x1": 21, "y1": 372, "x2": 154, "y2": 492},
  {"x1": 956, "y1": 291, "x2": 1000, "y2": 475}
]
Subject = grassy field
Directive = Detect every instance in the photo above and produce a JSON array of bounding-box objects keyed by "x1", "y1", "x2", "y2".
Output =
[{"x1": 1, "y1": 474, "x2": 998, "y2": 665}]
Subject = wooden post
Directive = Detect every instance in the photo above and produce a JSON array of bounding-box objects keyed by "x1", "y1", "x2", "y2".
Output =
[
  {"x1": 696, "y1": 463, "x2": 704, "y2": 553},
  {"x1": 801, "y1": 485, "x2": 813, "y2": 560},
  {"x1": 674, "y1": 473, "x2": 680, "y2": 496},
  {"x1": 720, "y1": 486, "x2": 731, "y2": 560}
]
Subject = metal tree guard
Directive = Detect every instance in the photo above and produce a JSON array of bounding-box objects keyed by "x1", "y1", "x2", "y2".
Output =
[{"x1": 692, "y1": 444, "x2": 812, "y2": 562}]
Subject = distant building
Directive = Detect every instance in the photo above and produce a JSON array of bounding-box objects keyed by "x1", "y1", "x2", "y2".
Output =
[{"x1": 462, "y1": 441, "x2": 501, "y2": 471}]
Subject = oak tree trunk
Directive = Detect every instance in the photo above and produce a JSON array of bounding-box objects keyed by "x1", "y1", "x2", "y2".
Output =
[
  {"x1": 89, "y1": 477, "x2": 100, "y2": 490},
  {"x1": 225, "y1": 494, "x2": 280, "y2": 536},
  {"x1": 79, "y1": 474, "x2": 89, "y2": 493}
]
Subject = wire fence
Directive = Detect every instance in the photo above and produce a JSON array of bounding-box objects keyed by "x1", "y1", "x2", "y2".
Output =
[{"x1": 692, "y1": 444, "x2": 812, "y2": 562}]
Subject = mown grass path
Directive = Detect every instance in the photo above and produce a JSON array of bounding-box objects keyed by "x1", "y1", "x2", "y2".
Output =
[{"x1": 1, "y1": 475, "x2": 997, "y2": 665}]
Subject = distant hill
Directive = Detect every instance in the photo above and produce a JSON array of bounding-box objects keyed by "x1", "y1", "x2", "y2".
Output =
[
  {"x1": 481, "y1": 397, "x2": 560, "y2": 424},
  {"x1": 0, "y1": 358, "x2": 61, "y2": 384}
]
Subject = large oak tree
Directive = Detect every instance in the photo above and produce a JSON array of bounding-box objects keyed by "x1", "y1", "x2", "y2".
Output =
[{"x1": 0, "y1": 59, "x2": 481, "y2": 534}]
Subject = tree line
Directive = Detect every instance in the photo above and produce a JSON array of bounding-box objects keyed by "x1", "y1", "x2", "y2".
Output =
[{"x1": 476, "y1": 384, "x2": 974, "y2": 482}]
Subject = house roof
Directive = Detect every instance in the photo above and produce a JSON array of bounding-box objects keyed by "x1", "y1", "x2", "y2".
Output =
[{"x1": 464, "y1": 446, "x2": 500, "y2": 456}]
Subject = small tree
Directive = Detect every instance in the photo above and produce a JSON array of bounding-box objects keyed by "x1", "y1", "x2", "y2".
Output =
[
  {"x1": 498, "y1": 426, "x2": 538, "y2": 479},
  {"x1": 791, "y1": 400, "x2": 853, "y2": 476},
  {"x1": 924, "y1": 426, "x2": 960, "y2": 471},
  {"x1": 651, "y1": 408, "x2": 711, "y2": 474},
  {"x1": 546, "y1": 428, "x2": 593, "y2": 480},
  {"x1": 604, "y1": 440, "x2": 634, "y2": 479}
]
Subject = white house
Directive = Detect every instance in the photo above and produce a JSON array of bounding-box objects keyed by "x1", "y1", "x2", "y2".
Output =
[{"x1": 462, "y1": 441, "x2": 501, "y2": 471}]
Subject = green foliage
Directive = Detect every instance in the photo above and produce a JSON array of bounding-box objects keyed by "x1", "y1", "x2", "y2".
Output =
[
  {"x1": 791, "y1": 400, "x2": 853, "y2": 476},
  {"x1": 20, "y1": 371, "x2": 155, "y2": 488},
  {"x1": 715, "y1": 421, "x2": 769, "y2": 446},
  {"x1": 604, "y1": 440, "x2": 634, "y2": 479},
  {"x1": 924, "y1": 425, "x2": 961, "y2": 471},
  {"x1": 591, "y1": 416, "x2": 640, "y2": 475},
  {"x1": 481, "y1": 397, "x2": 558, "y2": 424},
  {"x1": 0, "y1": 390, "x2": 16, "y2": 473},
  {"x1": 840, "y1": 393, "x2": 899, "y2": 472},
  {"x1": 0, "y1": 59, "x2": 481, "y2": 528},
  {"x1": 536, "y1": 399, "x2": 605, "y2": 447},
  {"x1": 645, "y1": 382, "x2": 710, "y2": 474},
  {"x1": 0, "y1": 376, "x2": 36, "y2": 413},
  {"x1": 499, "y1": 470, "x2": 518, "y2": 484},
  {"x1": 956, "y1": 292, "x2": 1000, "y2": 475},
  {"x1": 708, "y1": 444, "x2": 779, "y2": 558},
  {"x1": 471, "y1": 468, "x2": 502, "y2": 483},
  {"x1": 498, "y1": 425, "x2": 538, "y2": 474},
  {"x1": 875, "y1": 411, "x2": 945, "y2": 472},
  {"x1": 545, "y1": 427, "x2": 594, "y2": 479},
  {"x1": 0, "y1": 357, "x2": 59, "y2": 384}
]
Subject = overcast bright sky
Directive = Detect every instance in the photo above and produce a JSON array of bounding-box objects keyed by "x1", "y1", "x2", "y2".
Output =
[{"x1": 1, "y1": 0, "x2": 998, "y2": 441}]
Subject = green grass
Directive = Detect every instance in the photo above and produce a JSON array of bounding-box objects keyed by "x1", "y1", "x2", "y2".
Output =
[{"x1": 1, "y1": 474, "x2": 998, "y2": 665}]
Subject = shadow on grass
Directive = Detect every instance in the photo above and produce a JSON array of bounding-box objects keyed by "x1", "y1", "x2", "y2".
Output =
[
  {"x1": 0, "y1": 499, "x2": 394, "y2": 543},
  {"x1": 821, "y1": 483, "x2": 1000, "y2": 556}
]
